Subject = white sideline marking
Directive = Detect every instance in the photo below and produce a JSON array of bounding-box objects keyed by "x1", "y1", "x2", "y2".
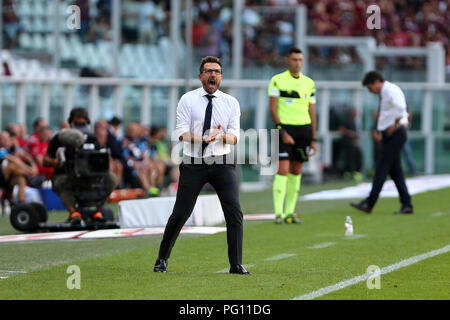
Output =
[
  {"x1": 265, "y1": 253, "x2": 296, "y2": 261},
  {"x1": 344, "y1": 234, "x2": 366, "y2": 240},
  {"x1": 0, "y1": 270, "x2": 27, "y2": 280},
  {"x1": 292, "y1": 244, "x2": 450, "y2": 300},
  {"x1": 216, "y1": 264, "x2": 254, "y2": 273},
  {"x1": 308, "y1": 242, "x2": 336, "y2": 249},
  {"x1": 431, "y1": 212, "x2": 447, "y2": 217}
]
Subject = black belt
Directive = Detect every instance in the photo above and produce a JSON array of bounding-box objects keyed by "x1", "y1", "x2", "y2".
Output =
[
  {"x1": 382, "y1": 124, "x2": 407, "y2": 136},
  {"x1": 182, "y1": 155, "x2": 235, "y2": 167}
]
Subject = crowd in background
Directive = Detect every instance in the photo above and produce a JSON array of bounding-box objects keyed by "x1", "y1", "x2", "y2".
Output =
[
  {"x1": 2, "y1": 0, "x2": 448, "y2": 72},
  {"x1": 0, "y1": 116, "x2": 179, "y2": 206}
]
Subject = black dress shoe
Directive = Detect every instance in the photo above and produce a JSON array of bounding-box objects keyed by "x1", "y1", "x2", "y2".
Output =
[
  {"x1": 394, "y1": 206, "x2": 414, "y2": 215},
  {"x1": 229, "y1": 264, "x2": 251, "y2": 275},
  {"x1": 153, "y1": 258, "x2": 167, "y2": 272},
  {"x1": 350, "y1": 200, "x2": 373, "y2": 213}
]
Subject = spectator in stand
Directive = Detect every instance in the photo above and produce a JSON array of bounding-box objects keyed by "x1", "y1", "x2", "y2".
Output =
[
  {"x1": 5, "y1": 123, "x2": 26, "y2": 148},
  {"x1": 3, "y1": 61, "x2": 12, "y2": 76},
  {"x1": 121, "y1": 0, "x2": 139, "y2": 43},
  {"x1": 338, "y1": 108, "x2": 363, "y2": 182},
  {"x1": 16, "y1": 124, "x2": 27, "y2": 148},
  {"x1": 76, "y1": 0, "x2": 90, "y2": 42},
  {"x1": 94, "y1": 120, "x2": 124, "y2": 187},
  {"x1": 86, "y1": 16, "x2": 112, "y2": 43},
  {"x1": 138, "y1": 0, "x2": 165, "y2": 44},
  {"x1": 121, "y1": 122, "x2": 159, "y2": 196},
  {"x1": 5, "y1": 124, "x2": 36, "y2": 170},
  {"x1": 276, "y1": 14, "x2": 295, "y2": 56},
  {"x1": 59, "y1": 121, "x2": 71, "y2": 130},
  {"x1": 2, "y1": 0, "x2": 23, "y2": 49},
  {"x1": 149, "y1": 126, "x2": 169, "y2": 189},
  {"x1": 97, "y1": 0, "x2": 112, "y2": 19},
  {"x1": 192, "y1": 16, "x2": 208, "y2": 47},
  {"x1": 26, "y1": 123, "x2": 54, "y2": 180},
  {"x1": 108, "y1": 116, "x2": 122, "y2": 138},
  {"x1": 0, "y1": 130, "x2": 37, "y2": 204}
]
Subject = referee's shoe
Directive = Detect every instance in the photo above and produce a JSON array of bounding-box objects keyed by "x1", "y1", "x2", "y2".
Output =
[{"x1": 154, "y1": 258, "x2": 167, "y2": 272}]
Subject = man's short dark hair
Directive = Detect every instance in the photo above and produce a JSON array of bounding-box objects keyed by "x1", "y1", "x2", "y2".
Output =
[
  {"x1": 287, "y1": 47, "x2": 303, "y2": 56},
  {"x1": 362, "y1": 71, "x2": 385, "y2": 86},
  {"x1": 5, "y1": 125, "x2": 16, "y2": 137},
  {"x1": 68, "y1": 107, "x2": 90, "y2": 124},
  {"x1": 150, "y1": 125, "x2": 166, "y2": 137},
  {"x1": 108, "y1": 116, "x2": 122, "y2": 126},
  {"x1": 199, "y1": 56, "x2": 222, "y2": 73},
  {"x1": 32, "y1": 117, "x2": 44, "y2": 130}
]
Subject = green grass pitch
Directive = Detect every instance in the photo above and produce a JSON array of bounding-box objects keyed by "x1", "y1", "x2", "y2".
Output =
[{"x1": 0, "y1": 181, "x2": 449, "y2": 300}]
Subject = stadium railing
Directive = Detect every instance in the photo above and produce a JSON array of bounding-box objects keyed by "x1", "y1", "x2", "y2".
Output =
[{"x1": 1, "y1": 77, "x2": 449, "y2": 178}]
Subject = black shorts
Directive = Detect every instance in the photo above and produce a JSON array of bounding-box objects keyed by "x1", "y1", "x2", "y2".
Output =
[{"x1": 278, "y1": 124, "x2": 313, "y2": 162}]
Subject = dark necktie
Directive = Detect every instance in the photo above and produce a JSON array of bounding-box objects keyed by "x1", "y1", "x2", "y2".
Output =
[{"x1": 202, "y1": 95, "x2": 214, "y2": 153}]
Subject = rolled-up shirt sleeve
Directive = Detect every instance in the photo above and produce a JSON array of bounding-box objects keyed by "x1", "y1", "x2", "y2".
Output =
[
  {"x1": 392, "y1": 93, "x2": 407, "y2": 119},
  {"x1": 174, "y1": 94, "x2": 191, "y2": 140},
  {"x1": 227, "y1": 98, "x2": 241, "y2": 143}
]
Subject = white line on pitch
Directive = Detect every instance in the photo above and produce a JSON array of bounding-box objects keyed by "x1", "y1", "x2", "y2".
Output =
[
  {"x1": 0, "y1": 270, "x2": 27, "y2": 280},
  {"x1": 216, "y1": 264, "x2": 255, "y2": 274},
  {"x1": 308, "y1": 242, "x2": 336, "y2": 249},
  {"x1": 344, "y1": 234, "x2": 366, "y2": 240},
  {"x1": 431, "y1": 211, "x2": 448, "y2": 217},
  {"x1": 292, "y1": 244, "x2": 450, "y2": 300},
  {"x1": 265, "y1": 253, "x2": 296, "y2": 261}
]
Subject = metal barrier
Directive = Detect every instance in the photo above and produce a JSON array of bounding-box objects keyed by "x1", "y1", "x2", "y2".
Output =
[{"x1": 1, "y1": 76, "x2": 449, "y2": 175}]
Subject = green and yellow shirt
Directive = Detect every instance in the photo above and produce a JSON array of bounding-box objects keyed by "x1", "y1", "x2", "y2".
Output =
[{"x1": 268, "y1": 70, "x2": 316, "y2": 125}]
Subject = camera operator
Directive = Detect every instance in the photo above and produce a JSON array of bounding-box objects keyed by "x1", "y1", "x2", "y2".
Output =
[{"x1": 43, "y1": 108, "x2": 117, "y2": 224}]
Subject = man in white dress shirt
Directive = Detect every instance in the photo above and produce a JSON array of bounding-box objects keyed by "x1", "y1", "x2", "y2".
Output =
[
  {"x1": 351, "y1": 71, "x2": 413, "y2": 215},
  {"x1": 154, "y1": 56, "x2": 250, "y2": 274}
]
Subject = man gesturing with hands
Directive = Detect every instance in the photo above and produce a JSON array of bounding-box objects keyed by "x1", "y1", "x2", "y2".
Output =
[{"x1": 153, "y1": 56, "x2": 250, "y2": 275}]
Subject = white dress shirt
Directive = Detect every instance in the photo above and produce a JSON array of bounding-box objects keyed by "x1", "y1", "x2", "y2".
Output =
[
  {"x1": 377, "y1": 81, "x2": 409, "y2": 131},
  {"x1": 174, "y1": 87, "x2": 241, "y2": 158}
]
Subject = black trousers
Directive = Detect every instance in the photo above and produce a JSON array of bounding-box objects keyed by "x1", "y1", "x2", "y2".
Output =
[
  {"x1": 158, "y1": 160, "x2": 243, "y2": 266},
  {"x1": 366, "y1": 126, "x2": 412, "y2": 208}
]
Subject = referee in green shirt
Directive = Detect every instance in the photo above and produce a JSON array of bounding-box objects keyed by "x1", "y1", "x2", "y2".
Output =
[{"x1": 268, "y1": 47, "x2": 318, "y2": 224}]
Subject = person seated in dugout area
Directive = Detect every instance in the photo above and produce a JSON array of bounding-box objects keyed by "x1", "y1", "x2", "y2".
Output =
[
  {"x1": 0, "y1": 130, "x2": 38, "y2": 205},
  {"x1": 121, "y1": 122, "x2": 159, "y2": 196},
  {"x1": 94, "y1": 119, "x2": 125, "y2": 188},
  {"x1": 26, "y1": 122, "x2": 54, "y2": 180},
  {"x1": 43, "y1": 107, "x2": 117, "y2": 225}
]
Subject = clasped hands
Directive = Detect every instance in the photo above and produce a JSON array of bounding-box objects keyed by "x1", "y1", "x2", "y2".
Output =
[{"x1": 204, "y1": 125, "x2": 225, "y2": 144}]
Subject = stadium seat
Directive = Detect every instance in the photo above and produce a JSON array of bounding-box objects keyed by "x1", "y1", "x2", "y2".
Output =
[
  {"x1": 21, "y1": 17, "x2": 32, "y2": 32},
  {"x1": 32, "y1": 17, "x2": 45, "y2": 33},
  {"x1": 33, "y1": 0, "x2": 46, "y2": 17},
  {"x1": 44, "y1": 34, "x2": 54, "y2": 53},
  {"x1": 18, "y1": 33, "x2": 32, "y2": 50},
  {"x1": 31, "y1": 33, "x2": 45, "y2": 51},
  {"x1": 17, "y1": 0, "x2": 32, "y2": 17}
]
